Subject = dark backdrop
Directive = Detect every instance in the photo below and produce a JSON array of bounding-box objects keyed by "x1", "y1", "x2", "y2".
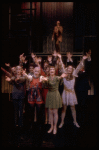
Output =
[
  {"x1": 41, "y1": 2, "x2": 74, "y2": 53},
  {"x1": 2, "y1": 2, "x2": 97, "y2": 65}
]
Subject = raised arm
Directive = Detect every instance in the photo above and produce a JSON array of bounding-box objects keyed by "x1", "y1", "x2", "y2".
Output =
[
  {"x1": 73, "y1": 55, "x2": 88, "y2": 77},
  {"x1": 5, "y1": 72, "x2": 28, "y2": 84},
  {"x1": 1, "y1": 67, "x2": 12, "y2": 78},
  {"x1": 19, "y1": 53, "x2": 28, "y2": 67},
  {"x1": 57, "y1": 53, "x2": 65, "y2": 73},
  {"x1": 31, "y1": 52, "x2": 36, "y2": 61},
  {"x1": 59, "y1": 73, "x2": 68, "y2": 79},
  {"x1": 19, "y1": 53, "x2": 24, "y2": 66},
  {"x1": 22, "y1": 70, "x2": 33, "y2": 82},
  {"x1": 40, "y1": 76, "x2": 48, "y2": 83},
  {"x1": 5, "y1": 76, "x2": 15, "y2": 84},
  {"x1": 66, "y1": 52, "x2": 73, "y2": 62},
  {"x1": 52, "y1": 27, "x2": 56, "y2": 41},
  {"x1": 59, "y1": 26, "x2": 63, "y2": 34}
]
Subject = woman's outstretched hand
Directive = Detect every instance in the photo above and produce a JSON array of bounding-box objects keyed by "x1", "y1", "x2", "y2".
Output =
[
  {"x1": 83, "y1": 55, "x2": 88, "y2": 60},
  {"x1": 5, "y1": 76, "x2": 11, "y2": 82},
  {"x1": 60, "y1": 73, "x2": 68, "y2": 78},
  {"x1": 40, "y1": 76, "x2": 48, "y2": 82}
]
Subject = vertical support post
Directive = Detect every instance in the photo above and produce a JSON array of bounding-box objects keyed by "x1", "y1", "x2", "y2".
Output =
[
  {"x1": 35, "y1": 2, "x2": 37, "y2": 52},
  {"x1": 47, "y1": 36, "x2": 48, "y2": 53},
  {"x1": 9, "y1": 6, "x2": 11, "y2": 31},
  {"x1": 8, "y1": 83, "x2": 10, "y2": 101},
  {"x1": 9, "y1": 6, "x2": 11, "y2": 38},
  {"x1": 82, "y1": 36, "x2": 84, "y2": 55},
  {"x1": 29, "y1": 2, "x2": 32, "y2": 54},
  {"x1": 40, "y1": 2, "x2": 43, "y2": 53}
]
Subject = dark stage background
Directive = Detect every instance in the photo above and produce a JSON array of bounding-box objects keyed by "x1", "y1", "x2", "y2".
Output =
[
  {"x1": 2, "y1": 2, "x2": 74, "y2": 55},
  {"x1": 1, "y1": 2, "x2": 97, "y2": 148},
  {"x1": 1, "y1": 2, "x2": 97, "y2": 93},
  {"x1": 2, "y1": 2, "x2": 97, "y2": 58}
]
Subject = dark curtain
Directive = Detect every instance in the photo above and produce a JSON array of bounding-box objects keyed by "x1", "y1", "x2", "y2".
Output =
[{"x1": 41, "y1": 2, "x2": 74, "y2": 53}]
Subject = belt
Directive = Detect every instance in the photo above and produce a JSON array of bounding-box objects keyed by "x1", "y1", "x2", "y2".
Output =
[{"x1": 64, "y1": 85, "x2": 74, "y2": 93}]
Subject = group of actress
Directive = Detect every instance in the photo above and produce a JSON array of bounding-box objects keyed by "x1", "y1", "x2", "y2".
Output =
[{"x1": 4, "y1": 50, "x2": 91, "y2": 135}]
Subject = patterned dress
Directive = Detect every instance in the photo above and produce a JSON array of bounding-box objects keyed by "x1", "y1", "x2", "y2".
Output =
[
  {"x1": 28, "y1": 77, "x2": 43, "y2": 105},
  {"x1": 45, "y1": 76, "x2": 62, "y2": 109}
]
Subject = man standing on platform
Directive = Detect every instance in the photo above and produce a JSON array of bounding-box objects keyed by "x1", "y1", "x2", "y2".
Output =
[{"x1": 52, "y1": 21, "x2": 63, "y2": 52}]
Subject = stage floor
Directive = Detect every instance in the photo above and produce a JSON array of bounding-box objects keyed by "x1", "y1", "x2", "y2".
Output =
[{"x1": 2, "y1": 95, "x2": 97, "y2": 148}]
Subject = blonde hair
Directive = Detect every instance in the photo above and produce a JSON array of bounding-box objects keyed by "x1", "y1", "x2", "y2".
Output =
[
  {"x1": 16, "y1": 65, "x2": 22, "y2": 69},
  {"x1": 16, "y1": 65, "x2": 23, "y2": 75}
]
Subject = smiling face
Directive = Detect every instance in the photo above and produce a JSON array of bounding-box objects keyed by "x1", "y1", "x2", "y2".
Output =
[
  {"x1": 49, "y1": 67, "x2": 55, "y2": 76},
  {"x1": 16, "y1": 66, "x2": 22, "y2": 75},
  {"x1": 33, "y1": 67, "x2": 40, "y2": 78},
  {"x1": 67, "y1": 65, "x2": 73, "y2": 74}
]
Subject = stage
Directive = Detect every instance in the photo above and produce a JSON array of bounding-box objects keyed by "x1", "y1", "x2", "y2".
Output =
[
  {"x1": 2, "y1": 2, "x2": 97, "y2": 148},
  {"x1": 2, "y1": 94, "x2": 97, "y2": 148}
]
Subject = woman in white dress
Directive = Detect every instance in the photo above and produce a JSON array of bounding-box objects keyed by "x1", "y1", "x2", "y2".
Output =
[{"x1": 59, "y1": 55, "x2": 88, "y2": 128}]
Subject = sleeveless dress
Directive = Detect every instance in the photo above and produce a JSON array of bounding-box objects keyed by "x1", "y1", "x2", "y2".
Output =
[{"x1": 45, "y1": 76, "x2": 62, "y2": 109}]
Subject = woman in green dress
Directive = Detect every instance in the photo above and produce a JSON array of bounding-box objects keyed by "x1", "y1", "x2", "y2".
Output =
[{"x1": 41, "y1": 65, "x2": 67, "y2": 134}]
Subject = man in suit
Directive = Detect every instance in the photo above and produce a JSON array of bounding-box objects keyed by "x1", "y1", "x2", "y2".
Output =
[{"x1": 75, "y1": 66, "x2": 91, "y2": 126}]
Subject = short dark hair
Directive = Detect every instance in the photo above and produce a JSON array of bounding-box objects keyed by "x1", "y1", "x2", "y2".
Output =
[
  {"x1": 44, "y1": 60, "x2": 49, "y2": 64},
  {"x1": 67, "y1": 62, "x2": 74, "y2": 67},
  {"x1": 29, "y1": 63, "x2": 34, "y2": 68}
]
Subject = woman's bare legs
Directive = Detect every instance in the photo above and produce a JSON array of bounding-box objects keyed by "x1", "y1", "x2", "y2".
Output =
[
  {"x1": 59, "y1": 105, "x2": 67, "y2": 128},
  {"x1": 53, "y1": 109, "x2": 58, "y2": 134},
  {"x1": 70, "y1": 105, "x2": 80, "y2": 128},
  {"x1": 47, "y1": 109, "x2": 53, "y2": 133},
  {"x1": 48, "y1": 108, "x2": 59, "y2": 134}
]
